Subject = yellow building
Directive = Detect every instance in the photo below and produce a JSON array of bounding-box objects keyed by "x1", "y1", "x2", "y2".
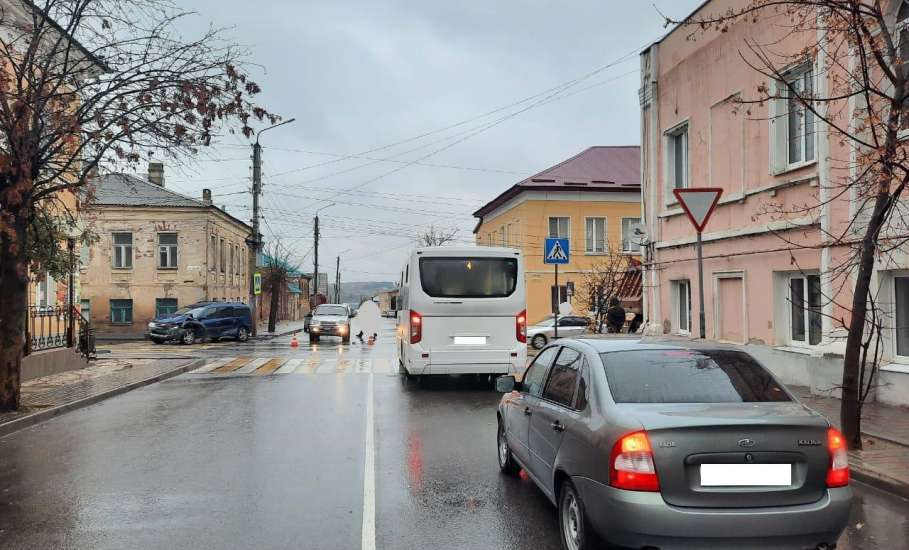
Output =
[{"x1": 473, "y1": 146, "x2": 642, "y2": 324}]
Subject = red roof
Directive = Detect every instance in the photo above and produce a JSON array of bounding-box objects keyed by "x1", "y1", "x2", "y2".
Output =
[{"x1": 473, "y1": 146, "x2": 641, "y2": 223}]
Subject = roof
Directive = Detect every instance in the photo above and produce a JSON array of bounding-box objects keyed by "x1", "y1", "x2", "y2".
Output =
[
  {"x1": 645, "y1": 0, "x2": 713, "y2": 49},
  {"x1": 18, "y1": 0, "x2": 108, "y2": 72},
  {"x1": 573, "y1": 340, "x2": 682, "y2": 353},
  {"x1": 472, "y1": 146, "x2": 641, "y2": 222},
  {"x1": 90, "y1": 173, "x2": 251, "y2": 230}
]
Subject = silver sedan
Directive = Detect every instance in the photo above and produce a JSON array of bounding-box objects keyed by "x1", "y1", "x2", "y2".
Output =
[
  {"x1": 495, "y1": 340, "x2": 851, "y2": 550},
  {"x1": 527, "y1": 316, "x2": 590, "y2": 350}
]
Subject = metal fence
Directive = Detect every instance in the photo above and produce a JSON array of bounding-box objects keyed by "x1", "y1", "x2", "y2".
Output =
[{"x1": 26, "y1": 304, "x2": 95, "y2": 359}]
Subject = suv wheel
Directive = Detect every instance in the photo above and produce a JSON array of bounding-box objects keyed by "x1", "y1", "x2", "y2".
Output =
[
  {"x1": 180, "y1": 329, "x2": 196, "y2": 345},
  {"x1": 497, "y1": 420, "x2": 520, "y2": 476},
  {"x1": 237, "y1": 326, "x2": 249, "y2": 342},
  {"x1": 531, "y1": 334, "x2": 547, "y2": 350}
]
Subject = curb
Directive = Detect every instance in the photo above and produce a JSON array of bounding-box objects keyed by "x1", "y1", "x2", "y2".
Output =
[
  {"x1": 850, "y1": 464, "x2": 909, "y2": 500},
  {"x1": 0, "y1": 358, "x2": 206, "y2": 440}
]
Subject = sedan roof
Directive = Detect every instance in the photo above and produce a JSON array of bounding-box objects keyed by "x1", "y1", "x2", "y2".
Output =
[{"x1": 572, "y1": 338, "x2": 686, "y2": 353}]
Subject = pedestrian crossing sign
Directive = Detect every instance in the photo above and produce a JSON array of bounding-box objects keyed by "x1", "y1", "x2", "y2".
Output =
[
  {"x1": 254, "y1": 272, "x2": 262, "y2": 295},
  {"x1": 544, "y1": 238, "x2": 570, "y2": 264}
]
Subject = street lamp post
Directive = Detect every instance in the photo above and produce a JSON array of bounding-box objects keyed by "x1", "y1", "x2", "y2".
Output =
[
  {"x1": 248, "y1": 118, "x2": 295, "y2": 336},
  {"x1": 312, "y1": 202, "x2": 335, "y2": 305}
]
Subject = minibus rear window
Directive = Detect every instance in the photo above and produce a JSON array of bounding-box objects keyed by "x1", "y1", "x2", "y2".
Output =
[{"x1": 419, "y1": 257, "x2": 518, "y2": 298}]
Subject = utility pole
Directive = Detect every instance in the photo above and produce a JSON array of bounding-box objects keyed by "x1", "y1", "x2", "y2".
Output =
[
  {"x1": 248, "y1": 119, "x2": 296, "y2": 337},
  {"x1": 248, "y1": 140, "x2": 262, "y2": 336},
  {"x1": 335, "y1": 256, "x2": 341, "y2": 303},
  {"x1": 313, "y1": 215, "x2": 319, "y2": 303}
]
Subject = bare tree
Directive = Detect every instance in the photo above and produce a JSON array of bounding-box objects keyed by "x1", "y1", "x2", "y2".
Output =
[
  {"x1": 418, "y1": 225, "x2": 458, "y2": 247},
  {"x1": 262, "y1": 241, "x2": 296, "y2": 334},
  {"x1": 579, "y1": 246, "x2": 634, "y2": 333},
  {"x1": 0, "y1": 0, "x2": 276, "y2": 410},
  {"x1": 667, "y1": 0, "x2": 909, "y2": 448}
]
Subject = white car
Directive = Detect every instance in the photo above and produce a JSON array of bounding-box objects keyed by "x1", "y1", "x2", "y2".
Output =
[
  {"x1": 527, "y1": 315, "x2": 590, "y2": 350},
  {"x1": 308, "y1": 304, "x2": 354, "y2": 343}
]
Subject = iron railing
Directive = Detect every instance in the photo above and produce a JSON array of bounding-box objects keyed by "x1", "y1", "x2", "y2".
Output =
[{"x1": 25, "y1": 304, "x2": 95, "y2": 360}]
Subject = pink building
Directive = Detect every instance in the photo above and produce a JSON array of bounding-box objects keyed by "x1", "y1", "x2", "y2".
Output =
[{"x1": 639, "y1": 0, "x2": 909, "y2": 406}]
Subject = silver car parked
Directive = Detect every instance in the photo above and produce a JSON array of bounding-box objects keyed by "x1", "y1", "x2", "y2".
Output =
[{"x1": 495, "y1": 340, "x2": 851, "y2": 550}]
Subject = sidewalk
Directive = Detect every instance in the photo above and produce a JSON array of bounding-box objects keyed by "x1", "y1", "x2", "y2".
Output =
[
  {"x1": 255, "y1": 319, "x2": 308, "y2": 339},
  {"x1": 0, "y1": 355, "x2": 204, "y2": 438},
  {"x1": 790, "y1": 386, "x2": 909, "y2": 498}
]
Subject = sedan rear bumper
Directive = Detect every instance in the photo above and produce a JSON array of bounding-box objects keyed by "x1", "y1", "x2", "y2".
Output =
[{"x1": 575, "y1": 477, "x2": 851, "y2": 550}]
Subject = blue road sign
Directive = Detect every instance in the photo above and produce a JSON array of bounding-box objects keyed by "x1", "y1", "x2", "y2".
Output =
[{"x1": 544, "y1": 238, "x2": 570, "y2": 265}]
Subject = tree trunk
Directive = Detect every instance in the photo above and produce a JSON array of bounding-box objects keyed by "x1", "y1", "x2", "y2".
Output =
[
  {"x1": 0, "y1": 215, "x2": 29, "y2": 411},
  {"x1": 267, "y1": 280, "x2": 280, "y2": 333},
  {"x1": 840, "y1": 191, "x2": 891, "y2": 450}
]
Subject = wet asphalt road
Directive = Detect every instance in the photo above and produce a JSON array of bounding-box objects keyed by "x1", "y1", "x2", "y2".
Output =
[{"x1": 1, "y1": 320, "x2": 908, "y2": 549}]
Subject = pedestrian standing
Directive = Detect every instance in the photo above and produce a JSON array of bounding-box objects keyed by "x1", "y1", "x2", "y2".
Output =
[{"x1": 606, "y1": 297, "x2": 626, "y2": 334}]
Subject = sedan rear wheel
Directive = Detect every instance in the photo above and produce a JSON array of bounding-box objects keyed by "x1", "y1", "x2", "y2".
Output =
[
  {"x1": 497, "y1": 420, "x2": 520, "y2": 476},
  {"x1": 559, "y1": 480, "x2": 594, "y2": 550},
  {"x1": 531, "y1": 334, "x2": 547, "y2": 350}
]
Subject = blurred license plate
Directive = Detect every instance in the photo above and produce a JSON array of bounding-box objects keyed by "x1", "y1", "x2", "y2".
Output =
[
  {"x1": 454, "y1": 336, "x2": 486, "y2": 345},
  {"x1": 700, "y1": 464, "x2": 791, "y2": 486}
]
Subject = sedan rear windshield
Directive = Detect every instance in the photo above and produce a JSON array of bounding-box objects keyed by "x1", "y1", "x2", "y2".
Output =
[
  {"x1": 601, "y1": 349, "x2": 791, "y2": 403},
  {"x1": 419, "y1": 257, "x2": 517, "y2": 298}
]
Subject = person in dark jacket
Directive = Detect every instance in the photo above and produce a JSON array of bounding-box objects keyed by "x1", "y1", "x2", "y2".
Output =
[{"x1": 605, "y1": 297, "x2": 626, "y2": 333}]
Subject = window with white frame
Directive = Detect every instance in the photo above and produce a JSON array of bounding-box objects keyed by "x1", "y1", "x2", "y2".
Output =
[
  {"x1": 157, "y1": 233, "x2": 177, "y2": 269},
  {"x1": 549, "y1": 217, "x2": 570, "y2": 239},
  {"x1": 667, "y1": 124, "x2": 688, "y2": 190},
  {"x1": 898, "y1": 2, "x2": 909, "y2": 131},
  {"x1": 894, "y1": 276, "x2": 909, "y2": 356},
  {"x1": 112, "y1": 232, "x2": 133, "y2": 269},
  {"x1": 585, "y1": 217, "x2": 607, "y2": 253},
  {"x1": 789, "y1": 274, "x2": 822, "y2": 345},
  {"x1": 622, "y1": 218, "x2": 642, "y2": 253},
  {"x1": 673, "y1": 280, "x2": 691, "y2": 333},
  {"x1": 772, "y1": 64, "x2": 816, "y2": 171}
]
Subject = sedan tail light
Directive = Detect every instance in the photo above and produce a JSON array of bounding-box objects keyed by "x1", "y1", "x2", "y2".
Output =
[
  {"x1": 609, "y1": 431, "x2": 660, "y2": 492},
  {"x1": 410, "y1": 311, "x2": 422, "y2": 345},
  {"x1": 516, "y1": 309, "x2": 527, "y2": 343},
  {"x1": 826, "y1": 427, "x2": 850, "y2": 488}
]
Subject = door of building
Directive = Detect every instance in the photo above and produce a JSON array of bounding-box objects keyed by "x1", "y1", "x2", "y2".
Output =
[{"x1": 717, "y1": 276, "x2": 745, "y2": 343}]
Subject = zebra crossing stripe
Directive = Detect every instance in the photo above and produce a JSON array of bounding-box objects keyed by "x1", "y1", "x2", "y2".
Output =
[
  {"x1": 316, "y1": 360, "x2": 338, "y2": 374},
  {"x1": 236, "y1": 357, "x2": 269, "y2": 374},
  {"x1": 193, "y1": 358, "x2": 232, "y2": 373},
  {"x1": 213, "y1": 356, "x2": 251, "y2": 373},
  {"x1": 277, "y1": 358, "x2": 304, "y2": 374},
  {"x1": 254, "y1": 357, "x2": 288, "y2": 375}
]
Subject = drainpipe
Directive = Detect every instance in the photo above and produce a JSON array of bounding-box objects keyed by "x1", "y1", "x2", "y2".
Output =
[{"x1": 817, "y1": 15, "x2": 833, "y2": 342}]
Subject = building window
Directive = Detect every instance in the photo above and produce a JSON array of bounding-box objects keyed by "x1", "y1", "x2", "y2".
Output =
[
  {"x1": 500, "y1": 226, "x2": 507, "y2": 247},
  {"x1": 80, "y1": 299, "x2": 91, "y2": 320},
  {"x1": 235, "y1": 245, "x2": 241, "y2": 275},
  {"x1": 667, "y1": 124, "x2": 688, "y2": 190},
  {"x1": 894, "y1": 276, "x2": 909, "y2": 357},
  {"x1": 156, "y1": 298, "x2": 178, "y2": 317},
  {"x1": 789, "y1": 274, "x2": 821, "y2": 345},
  {"x1": 551, "y1": 285, "x2": 568, "y2": 313},
  {"x1": 899, "y1": 3, "x2": 909, "y2": 131},
  {"x1": 673, "y1": 280, "x2": 691, "y2": 334},
  {"x1": 585, "y1": 217, "x2": 607, "y2": 253},
  {"x1": 548, "y1": 217, "x2": 570, "y2": 239},
  {"x1": 785, "y1": 68, "x2": 815, "y2": 166},
  {"x1": 112, "y1": 232, "x2": 133, "y2": 269},
  {"x1": 622, "y1": 218, "x2": 643, "y2": 253},
  {"x1": 220, "y1": 238, "x2": 226, "y2": 273},
  {"x1": 158, "y1": 233, "x2": 177, "y2": 269},
  {"x1": 110, "y1": 299, "x2": 133, "y2": 324},
  {"x1": 210, "y1": 235, "x2": 218, "y2": 272}
]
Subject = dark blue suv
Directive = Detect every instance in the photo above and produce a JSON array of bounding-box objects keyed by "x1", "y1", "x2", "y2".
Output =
[{"x1": 146, "y1": 302, "x2": 253, "y2": 345}]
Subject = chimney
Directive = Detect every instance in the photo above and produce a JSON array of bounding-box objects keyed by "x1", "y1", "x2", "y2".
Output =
[
  {"x1": 202, "y1": 188, "x2": 212, "y2": 206},
  {"x1": 148, "y1": 162, "x2": 165, "y2": 187}
]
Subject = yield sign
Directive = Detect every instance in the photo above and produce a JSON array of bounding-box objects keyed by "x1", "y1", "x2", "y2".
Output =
[{"x1": 673, "y1": 188, "x2": 723, "y2": 233}]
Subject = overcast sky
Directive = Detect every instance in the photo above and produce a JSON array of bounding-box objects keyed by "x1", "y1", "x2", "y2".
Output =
[{"x1": 165, "y1": 0, "x2": 703, "y2": 282}]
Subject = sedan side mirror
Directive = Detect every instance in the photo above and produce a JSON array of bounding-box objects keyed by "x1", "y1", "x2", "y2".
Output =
[{"x1": 495, "y1": 375, "x2": 516, "y2": 393}]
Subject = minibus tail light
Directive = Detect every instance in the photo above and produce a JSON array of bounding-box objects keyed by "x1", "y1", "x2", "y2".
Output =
[
  {"x1": 410, "y1": 311, "x2": 422, "y2": 345},
  {"x1": 516, "y1": 310, "x2": 527, "y2": 343}
]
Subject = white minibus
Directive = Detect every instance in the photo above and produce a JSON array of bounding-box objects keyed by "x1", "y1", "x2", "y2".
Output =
[{"x1": 397, "y1": 246, "x2": 527, "y2": 377}]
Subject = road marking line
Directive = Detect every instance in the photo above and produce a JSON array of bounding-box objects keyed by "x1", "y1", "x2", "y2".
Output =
[
  {"x1": 316, "y1": 360, "x2": 337, "y2": 374},
  {"x1": 361, "y1": 370, "x2": 376, "y2": 550},
  {"x1": 236, "y1": 357, "x2": 270, "y2": 374},
  {"x1": 192, "y1": 358, "x2": 232, "y2": 373},
  {"x1": 277, "y1": 358, "x2": 304, "y2": 374},
  {"x1": 213, "y1": 356, "x2": 250, "y2": 373},
  {"x1": 254, "y1": 357, "x2": 287, "y2": 375}
]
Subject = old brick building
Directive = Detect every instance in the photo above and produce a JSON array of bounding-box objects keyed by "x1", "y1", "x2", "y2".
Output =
[{"x1": 81, "y1": 163, "x2": 251, "y2": 337}]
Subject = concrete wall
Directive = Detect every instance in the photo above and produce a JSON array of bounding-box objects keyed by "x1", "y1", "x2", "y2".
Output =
[
  {"x1": 22, "y1": 347, "x2": 85, "y2": 381},
  {"x1": 82, "y1": 205, "x2": 250, "y2": 337},
  {"x1": 476, "y1": 193, "x2": 641, "y2": 324}
]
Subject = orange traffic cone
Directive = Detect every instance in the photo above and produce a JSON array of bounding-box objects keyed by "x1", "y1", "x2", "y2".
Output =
[{"x1": 290, "y1": 335, "x2": 299, "y2": 348}]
